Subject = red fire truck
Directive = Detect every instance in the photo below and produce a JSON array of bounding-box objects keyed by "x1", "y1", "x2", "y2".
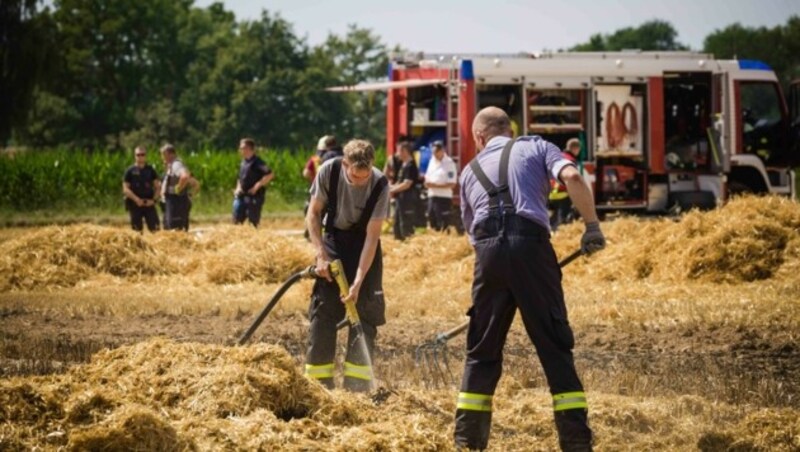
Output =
[{"x1": 331, "y1": 51, "x2": 800, "y2": 213}]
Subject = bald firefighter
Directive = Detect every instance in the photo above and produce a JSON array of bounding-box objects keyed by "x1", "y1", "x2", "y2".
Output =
[
  {"x1": 455, "y1": 107, "x2": 605, "y2": 451},
  {"x1": 305, "y1": 139, "x2": 390, "y2": 392}
]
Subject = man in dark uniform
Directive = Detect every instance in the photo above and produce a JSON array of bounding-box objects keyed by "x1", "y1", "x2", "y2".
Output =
[
  {"x1": 454, "y1": 107, "x2": 606, "y2": 451},
  {"x1": 388, "y1": 141, "x2": 419, "y2": 240},
  {"x1": 305, "y1": 139, "x2": 389, "y2": 392},
  {"x1": 233, "y1": 137, "x2": 274, "y2": 227},
  {"x1": 122, "y1": 146, "x2": 161, "y2": 232}
]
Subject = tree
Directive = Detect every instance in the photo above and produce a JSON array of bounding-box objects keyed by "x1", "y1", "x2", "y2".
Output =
[
  {"x1": 0, "y1": 0, "x2": 53, "y2": 146},
  {"x1": 704, "y1": 17, "x2": 800, "y2": 87},
  {"x1": 571, "y1": 20, "x2": 688, "y2": 52},
  {"x1": 49, "y1": 0, "x2": 194, "y2": 149},
  {"x1": 321, "y1": 25, "x2": 389, "y2": 145}
]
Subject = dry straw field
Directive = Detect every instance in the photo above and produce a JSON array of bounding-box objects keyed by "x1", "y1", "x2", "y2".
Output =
[{"x1": 1, "y1": 196, "x2": 799, "y2": 451}]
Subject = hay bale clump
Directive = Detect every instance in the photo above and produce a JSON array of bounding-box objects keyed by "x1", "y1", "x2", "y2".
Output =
[
  {"x1": 201, "y1": 226, "x2": 314, "y2": 284},
  {"x1": 67, "y1": 404, "x2": 189, "y2": 452},
  {"x1": 68, "y1": 339, "x2": 342, "y2": 421},
  {"x1": 0, "y1": 225, "x2": 173, "y2": 291},
  {"x1": 557, "y1": 195, "x2": 800, "y2": 284}
]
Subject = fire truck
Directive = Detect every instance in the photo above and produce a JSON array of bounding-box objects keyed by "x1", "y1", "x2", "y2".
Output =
[{"x1": 331, "y1": 51, "x2": 800, "y2": 213}]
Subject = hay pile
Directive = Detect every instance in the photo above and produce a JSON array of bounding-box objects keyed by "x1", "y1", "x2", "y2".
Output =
[
  {"x1": 0, "y1": 225, "x2": 172, "y2": 291},
  {"x1": 198, "y1": 226, "x2": 313, "y2": 284},
  {"x1": 1, "y1": 339, "x2": 797, "y2": 451},
  {"x1": 0, "y1": 339, "x2": 452, "y2": 451},
  {"x1": 553, "y1": 195, "x2": 800, "y2": 284},
  {"x1": 382, "y1": 233, "x2": 474, "y2": 318},
  {"x1": 0, "y1": 225, "x2": 314, "y2": 291}
]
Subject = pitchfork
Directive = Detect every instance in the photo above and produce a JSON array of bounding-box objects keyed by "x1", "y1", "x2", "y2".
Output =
[{"x1": 415, "y1": 248, "x2": 584, "y2": 388}]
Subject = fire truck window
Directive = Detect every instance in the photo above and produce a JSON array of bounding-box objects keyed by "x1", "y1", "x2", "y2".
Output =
[{"x1": 740, "y1": 82, "x2": 784, "y2": 162}]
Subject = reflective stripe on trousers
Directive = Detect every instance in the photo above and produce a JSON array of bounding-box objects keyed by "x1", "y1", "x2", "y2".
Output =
[
  {"x1": 343, "y1": 361, "x2": 373, "y2": 381},
  {"x1": 457, "y1": 392, "x2": 492, "y2": 412},
  {"x1": 305, "y1": 363, "x2": 335, "y2": 380},
  {"x1": 553, "y1": 391, "x2": 588, "y2": 411}
]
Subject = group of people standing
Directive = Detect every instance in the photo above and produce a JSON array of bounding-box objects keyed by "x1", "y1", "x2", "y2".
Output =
[
  {"x1": 122, "y1": 138, "x2": 273, "y2": 233},
  {"x1": 383, "y1": 138, "x2": 458, "y2": 240},
  {"x1": 123, "y1": 119, "x2": 602, "y2": 451},
  {"x1": 122, "y1": 143, "x2": 200, "y2": 232}
]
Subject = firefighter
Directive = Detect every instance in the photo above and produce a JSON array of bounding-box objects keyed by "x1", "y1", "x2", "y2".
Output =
[
  {"x1": 305, "y1": 139, "x2": 389, "y2": 392},
  {"x1": 454, "y1": 107, "x2": 605, "y2": 451},
  {"x1": 424, "y1": 140, "x2": 457, "y2": 231},
  {"x1": 549, "y1": 138, "x2": 581, "y2": 231},
  {"x1": 302, "y1": 136, "x2": 329, "y2": 240},
  {"x1": 122, "y1": 146, "x2": 161, "y2": 233},
  {"x1": 160, "y1": 144, "x2": 199, "y2": 231},
  {"x1": 389, "y1": 141, "x2": 419, "y2": 240},
  {"x1": 233, "y1": 138, "x2": 274, "y2": 227}
]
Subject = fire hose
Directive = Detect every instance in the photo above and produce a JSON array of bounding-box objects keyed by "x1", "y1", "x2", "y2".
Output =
[
  {"x1": 237, "y1": 260, "x2": 367, "y2": 347},
  {"x1": 237, "y1": 265, "x2": 319, "y2": 345},
  {"x1": 605, "y1": 101, "x2": 638, "y2": 149}
]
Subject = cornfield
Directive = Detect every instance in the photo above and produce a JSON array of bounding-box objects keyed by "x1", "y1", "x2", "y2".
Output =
[{"x1": 0, "y1": 148, "x2": 388, "y2": 215}]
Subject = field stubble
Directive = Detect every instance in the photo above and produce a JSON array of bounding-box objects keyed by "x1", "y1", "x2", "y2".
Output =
[{"x1": 1, "y1": 196, "x2": 799, "y2": 450}]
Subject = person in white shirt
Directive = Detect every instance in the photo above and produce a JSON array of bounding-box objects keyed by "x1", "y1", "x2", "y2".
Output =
[{"x1": 423, "y1": 140, "x2": 457, "y2": 231}]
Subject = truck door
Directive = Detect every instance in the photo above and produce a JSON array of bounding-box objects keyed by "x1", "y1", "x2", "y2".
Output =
[{"x1": 736, "y1": 80, "x2": 794, "y2": 166}]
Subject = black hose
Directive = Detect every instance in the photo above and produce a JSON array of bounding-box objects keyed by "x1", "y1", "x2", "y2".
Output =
[{"x1": 237, "y1": 270, "x2": 306, "y2": 345}]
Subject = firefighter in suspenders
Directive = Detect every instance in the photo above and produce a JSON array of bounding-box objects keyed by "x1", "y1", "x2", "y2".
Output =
[
  {"x1": 455, "y1": 107, "x2": 605, "y2": 451},
  {"x1": 304, "y1": 139, "x2": 390, "y2": 392}
]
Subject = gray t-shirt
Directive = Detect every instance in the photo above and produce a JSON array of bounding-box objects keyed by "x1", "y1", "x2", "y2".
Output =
[
  {"x1": 163, "y1": 159, "x2": 189, "y2": 195},
  {"x1": 310, "y1": 159, "x2": 390, "y2": 230}
]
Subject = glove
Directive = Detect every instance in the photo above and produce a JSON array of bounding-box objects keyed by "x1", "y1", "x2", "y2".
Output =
[{"x1": 581, "y1": 222, "x2": 606, "y2": 255}]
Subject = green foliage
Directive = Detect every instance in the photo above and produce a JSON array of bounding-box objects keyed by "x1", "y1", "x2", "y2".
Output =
[
  {"x1": 0, "y1": 0, "x2": 55, "y2": 144},
  {"x1": 571, "y1": 20, "x2": 688, "y2": 51},
  {"x1": 703, "y1": 16, "x2": 800, "y2": 87},
  {"x1": 0, "y1": 147, "x2": 388, "y2": 215},
  {"x1": 7, "y1": 1, "x2": 387, "y2": 152}
]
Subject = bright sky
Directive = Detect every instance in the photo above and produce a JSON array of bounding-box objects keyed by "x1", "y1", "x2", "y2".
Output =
[{"x1": 195, "y1": 0, "x2": 800, "y2": 53}]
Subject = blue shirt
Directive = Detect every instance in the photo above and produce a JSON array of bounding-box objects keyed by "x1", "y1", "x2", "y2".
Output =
[{"x1": 460, "y1": 135, "x2": 575, "y2": 239}]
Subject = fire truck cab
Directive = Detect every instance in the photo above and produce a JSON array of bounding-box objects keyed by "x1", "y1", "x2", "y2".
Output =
[{"x1": 352, "y1": 51, "x2": 799, "y2": 213}]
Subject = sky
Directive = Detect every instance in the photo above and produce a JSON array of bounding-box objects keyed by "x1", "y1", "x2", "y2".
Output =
[{"x1": 194, "y1": 0, "x2": 800, "y2": 53}]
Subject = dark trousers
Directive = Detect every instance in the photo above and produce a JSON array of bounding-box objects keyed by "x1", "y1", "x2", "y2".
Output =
[
  {"x1": 164, "y1": 194, "x2": 191, "y2": 231},
  {"x1": 306, "y1": 228, "x2": 385, "y2": 392},
  {"x1": 455, "y1": 215, "x2": 592, "y2": 451},
  {"x1": 126, "y1": 200, "x2": 159, "y2": 232},
  {"x1": 233, "y1": 194, "x2": 264, "y2": 227},
  {"x1": 427, "y1": 196, "x2": 453, "y2": 231},
  {"x1": 393, "y1": 192, "x2": 416, "y2": 240}
]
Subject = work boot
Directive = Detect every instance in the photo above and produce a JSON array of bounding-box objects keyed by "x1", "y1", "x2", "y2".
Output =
[
  {"x1": 454, "y1": 410, "x2": 491, "y2": 451},
  {"x1": 554, "y1": 409, "x2": 593, "y2": 452}
]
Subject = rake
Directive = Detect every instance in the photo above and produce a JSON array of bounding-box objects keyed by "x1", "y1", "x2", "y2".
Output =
[{"x1": 414, "y1": 248, "x2": 583, "y2": 388}]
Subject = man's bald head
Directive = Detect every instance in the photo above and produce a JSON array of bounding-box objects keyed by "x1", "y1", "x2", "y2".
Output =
[{"x1": 472, "y1": 107, "x2": 512, "y2": 149}]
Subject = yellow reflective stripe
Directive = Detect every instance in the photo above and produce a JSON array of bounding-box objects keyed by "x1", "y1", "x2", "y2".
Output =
[
  {"x1": 549, "y1": 187, "x2": 569, "y2": 200},
  {"x1": 305, "y1": 363, "x2": 334, "y2": 379},
  {"x1": 457, "y1": 392, "x2": 492, "y2": 412},
  {"x1": 343, "y1": 362, "x2": 372, "y2": 381},
  {"x1": 553, "y1": 391, "x2": 588, "y2": 411}
]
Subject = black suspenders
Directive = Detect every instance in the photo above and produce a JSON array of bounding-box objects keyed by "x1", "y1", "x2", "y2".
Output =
[
  {"x1": 325, "y1": 158, "x2": 388, "y2": 232},
  {"x1": 469, "y1": 137, "x2": 518, "y2": 217}
]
